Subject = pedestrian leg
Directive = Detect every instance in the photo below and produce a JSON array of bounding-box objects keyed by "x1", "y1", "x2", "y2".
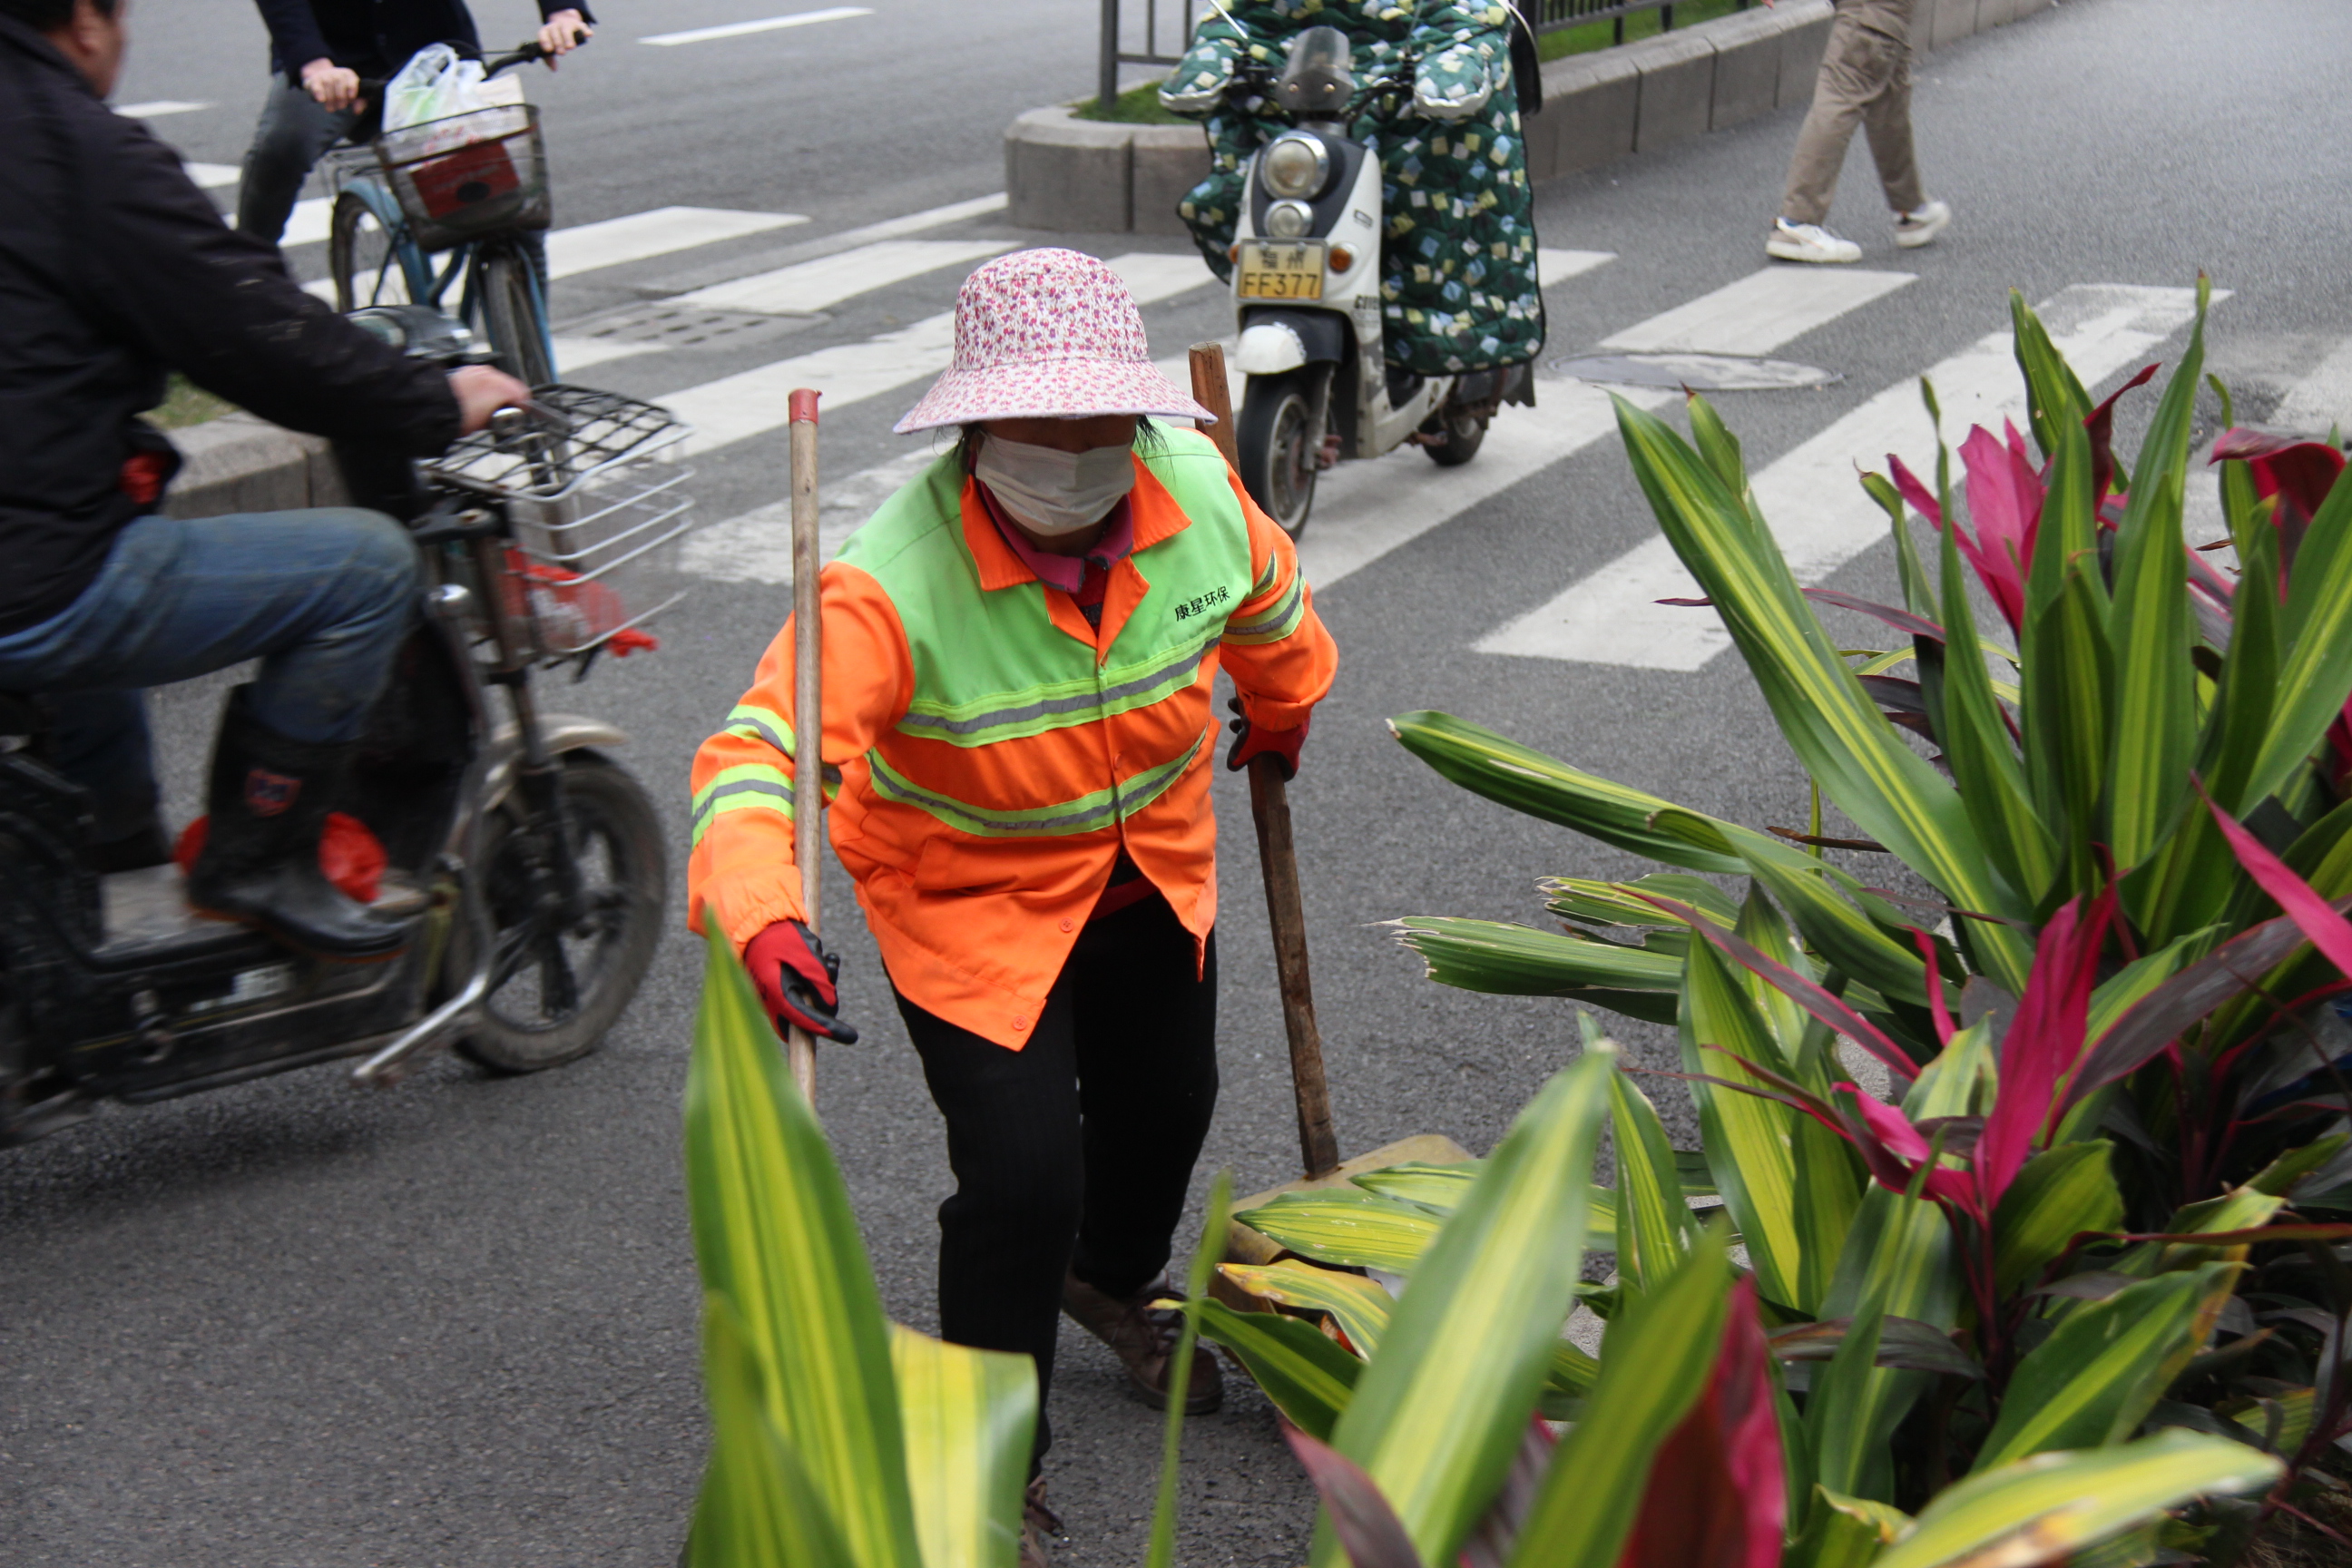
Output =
[
  {"x1": 236, "y1": 79, "x2": 358, "y2": 244},
  {"x1": 899, "y1": 984, "x2": 1088, "y2": 1469}
]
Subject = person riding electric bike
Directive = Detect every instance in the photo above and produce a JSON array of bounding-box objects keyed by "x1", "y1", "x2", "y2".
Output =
[
  {"x1": 1162, "y1": 0, "x2": 1545, "y2": 381},
  {"x1": 0, "y1": 0, "x2": 531, "y2": 962}
]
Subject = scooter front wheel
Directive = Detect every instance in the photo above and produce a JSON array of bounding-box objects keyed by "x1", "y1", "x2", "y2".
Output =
[
  {"x1": 1237, "y1": 370, "x2": 1323, "y2": 540},
  {"x1": 1421, "y1": 407, "x2": 1489, "y2": 468}
]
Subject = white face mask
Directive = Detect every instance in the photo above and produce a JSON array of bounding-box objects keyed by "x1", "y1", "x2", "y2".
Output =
[{"x1": 975, "y1": 435, "x2": 1135, "y2": 536}]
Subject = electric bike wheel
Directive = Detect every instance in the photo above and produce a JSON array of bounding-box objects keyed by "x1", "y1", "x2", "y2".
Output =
[
  {"x1": 1237, "y1": 369, "x2": 1323, "y2": 540},
  {"x1": 452, "y1": 755, "x2": 666, "y2": 1073},
  {"x1": 475, "y1": 241, "x2": 556, "y2": 387},
  {"x1": 1421, "y1": 405, "x2": 1489, "y2": 468},
  {"x1": 328, "y1": 190, "x2": 425, "y2": 311}
]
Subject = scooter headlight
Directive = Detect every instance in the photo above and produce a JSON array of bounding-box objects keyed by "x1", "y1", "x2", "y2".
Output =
[
  {"x1": 1264, "y1": 201, "x2": 1314, "y2": 240},
  {"x1": 1260, "y1": 133, "x2": 1329, "y2": 200}
]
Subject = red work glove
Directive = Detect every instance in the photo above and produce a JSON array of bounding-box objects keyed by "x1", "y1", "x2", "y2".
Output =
[
  {"x1": 743, "y1": 920, "x2": 859, "y2": 1044},
  {"x1": 1224, "y1": 694, "x2": 1308, "y2": 781}
]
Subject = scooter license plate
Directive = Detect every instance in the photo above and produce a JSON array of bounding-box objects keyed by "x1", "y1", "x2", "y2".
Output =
[{"x1": 1236, "y1": 240, "x2": 1326, "y2": 301}]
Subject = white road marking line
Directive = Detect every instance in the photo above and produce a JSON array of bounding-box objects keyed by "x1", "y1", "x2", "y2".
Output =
[
  {"x1": 283, "y1": 196, "x2": 336, "y2": 247},
  {"x1": 683, "y1": 446, "x2": 946, "y2": 583},
  {"x1": 803, "y1": 192, "x2": 1010, "y2": 250},
  {"x1": 681, "y1": 238, "x2": 1014, "y2": 315},
  {"x1": 551, "y1": 335, "x2": 667, "y2": 372},
  {"x1": 2273, "y1": 334, "x2": 2352, "y2": 436},
  {"x1": 1479, "y1": 284, "x2": 2219, "y2": 671},
  {"x1": 640, "y1": 6, "x2": 871, "y2": 45},
  {"x1": 119, "y1": 100, "x2": 211, "y2": 117},
  {"x1": 663, "y1": 251, "x2": 1220, "y2": 456},
  {"x1": 1538, "y1": 249, "x2": 1615, "y2": 288},
  {"x1": 547, "y1": 207, "x2": 807, "y2": 279},
  {"x1": 1299, "y1": 383, "x2": 1676, "y2": 590},
  {"x1": 1599, "y1": 267, "x2": 1914, "y2": 357},
  {"x1": 1106, "y1": 250, "x2": 1218, "y2": 303},
  {"x1": 186, "y1": 162, "x2": 240, "y2": 190}
]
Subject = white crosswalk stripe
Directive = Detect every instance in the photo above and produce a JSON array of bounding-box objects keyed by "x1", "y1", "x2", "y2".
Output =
[
  {"x1": 680, "y1": 238, "x2": 1014, "y2": 315},
  {"x1": 640, "y1": 7, "x2": 870, "y2": 46},
  {"x1": 1598, "y1": 267, "x2": 1914, "y2": 356},
  {"x1": 547, "y1": 207, "x2": 807, "y2": 279},
  {"x1": 186, "y1": 162, "x2": 240, "y2": 191},
  {"x1": 1478, "y1": 284, "x2": 2218, "y2": 670},
  {"x1": 119, "y1": 100, "x2": 211, "y2": 118},
  {"x1": 665, "y1": 251, "x2": 1220, "y2": 456},
  {"x1": 2274, "y1": 335, "x2": 2352, "y2": 436}
]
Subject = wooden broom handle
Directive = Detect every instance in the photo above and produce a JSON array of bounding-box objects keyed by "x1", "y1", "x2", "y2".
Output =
[{"x1": 787, "y1": 388, "x2": 823, "y2": 1107}]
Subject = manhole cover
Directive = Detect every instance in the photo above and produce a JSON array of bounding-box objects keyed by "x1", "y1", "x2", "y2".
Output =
[
  {"x1": 564, "y1": 301, "x2": 820, "y2": 354},
  {"x1": 1545, "y1": 352, "x2": 1843, "y2": 391}
]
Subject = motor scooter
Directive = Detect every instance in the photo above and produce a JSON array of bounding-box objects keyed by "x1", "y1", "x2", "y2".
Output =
[
  {"x1": 1225, "y1": 24, "x2": 1535, "y2": 537},
  {"x1": 0, "y1": 306, "x2": 687, "y2": 1149}
]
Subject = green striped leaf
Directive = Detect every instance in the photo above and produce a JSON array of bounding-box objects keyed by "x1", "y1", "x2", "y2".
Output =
[
  {"x1": 1390, "y1": 917, "x2": 1681, "y2": 1017},
  {"x1": 1191, "y1": 1298, "x2": 1363, "y2": 1443},
  {"x1": 2011, "y1": 290, "x2": 2093, "y2": 463},
  {"x1": 1387, "y1": 710, "x2": 1745, "y2": 874},
  {"x1": 1874, "y1": 1430, "x2": 2281, "y2": 1568},
  {"x1": 1219, "y1": 1260, "x2": 1398, "y2": 1356},
  {"x1": 1611, "y1": 1073, "x2": 1700, "y2": 1291},
  {"x1": 890, "y1": 1327, "x2": 1035, "y2": 1568},
  {"x1": 1351, "y1": 1161, "x2": 1484, "y2": 1215},
  {"x1": 1681, "y1": 934, "x2": 1808, "y2": 1311},
  {"x1": 1546, "y1": 873, "x2": 1742, "y2": 931},
  {"x1": 2023, "y1": 563, "x2": 2115, "y2": 897},
  {"x1": 2245, "y1": 438, "x2": 2352, "y2": 808},
  {"x1": 693, "y1": 1297, "x2": 859, "y2": 1568},
  {"x1": 2200, "y1": 514, "x2": 2281, "y2": 813},
  {"x1": 684, "y1": 933, "x2": 922, "y2": 1568},
  {"x1": 1788, "y1": 1484, "x2": 1911, "y2": 1568},
  {"x1": 1936, "y1": 516, "x2": 2059, "y2": 912},
  {"x1": 2104, "y1": 285, "x2": 2208, "y2": 872},
  {"x1": 1612, "y1": 396, "x2": 2029, "y2": 989},
  {"x1": 1238, "y1": 1191, "x2": 1444, "y2": 1273},
  {"x1": 1315, "y1": 1051, "x2": 1615, "y2": 1568},
  {"x1": 1990, "y1": 1143, "x2": 2126, "y2": 1295},
  {"x1": 1503, "y1": 1226, "x2": 1732, "y2": 1568},
  {"x1": 1975, "y1": 1263, "x2": 2239, "y2": 1471}
]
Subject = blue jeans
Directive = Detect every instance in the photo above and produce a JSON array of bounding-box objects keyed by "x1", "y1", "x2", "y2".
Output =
[{"x1": 0, "y1": 512, "x2": 419, "y2": 841}]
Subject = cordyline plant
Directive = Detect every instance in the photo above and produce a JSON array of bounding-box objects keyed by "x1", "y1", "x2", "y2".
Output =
[
  {"x1": 1387, "y1": 279, "x2": 2352, "y2": 1219},
  {"x1": 1191, "y1": 1023, "x2": 2291, "y2": 1568}
]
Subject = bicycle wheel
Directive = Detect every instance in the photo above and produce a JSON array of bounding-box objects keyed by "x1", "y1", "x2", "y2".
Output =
[
  {"x1": 328, "y1": 189, "x2": 426, "y2": 311},
  {"x1": 475, "y1": 241, "x2": 556, "y2": 387}
]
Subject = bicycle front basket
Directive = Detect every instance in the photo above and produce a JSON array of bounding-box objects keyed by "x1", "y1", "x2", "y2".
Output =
[{"x1": 374, "y1": 104, "x2": 549, "y2": 252}]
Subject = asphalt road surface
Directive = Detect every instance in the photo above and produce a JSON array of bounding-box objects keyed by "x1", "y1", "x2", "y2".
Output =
[{"x1": 7, "y1": 1, "x2": 2352, "y2": 1563}]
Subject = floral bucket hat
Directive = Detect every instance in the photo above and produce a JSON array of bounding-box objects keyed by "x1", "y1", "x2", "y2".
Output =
[{"x1": 893, "y1": 248, "x2": 1217, "y2": 434}]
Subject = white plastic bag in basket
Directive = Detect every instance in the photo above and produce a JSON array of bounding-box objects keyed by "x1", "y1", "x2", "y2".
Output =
[{"x1": 385, "y1": 43, "x2": 524, "y2": 136}]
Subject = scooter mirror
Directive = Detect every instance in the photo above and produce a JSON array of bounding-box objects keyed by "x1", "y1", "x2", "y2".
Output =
[{"x1": 1273, "y1": 25, "x2": 1355, "y2": 117}]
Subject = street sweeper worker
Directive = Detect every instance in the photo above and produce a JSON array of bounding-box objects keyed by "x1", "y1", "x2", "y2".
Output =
[{"x1": 685, "y1": 246, "x2": 1338, "y2": 1554}]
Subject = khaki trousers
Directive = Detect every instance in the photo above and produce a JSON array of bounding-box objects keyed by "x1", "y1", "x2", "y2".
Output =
[{"x1": 1780, "y1": 0, "x2": 1925, "y2": 226}]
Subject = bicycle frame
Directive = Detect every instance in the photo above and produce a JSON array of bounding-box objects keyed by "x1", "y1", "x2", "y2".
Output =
[{"x1": 336, "y1": 172, "x2": 554, "y2": 379}]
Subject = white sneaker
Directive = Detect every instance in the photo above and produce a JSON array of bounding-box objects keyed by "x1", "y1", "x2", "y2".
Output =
[
  {"x1": 1896, "y1": 200, "x2": 1952, "y2": 250},
  {"x1": 1767, "y1": 219, "x2": 1862, "y2": 264}
]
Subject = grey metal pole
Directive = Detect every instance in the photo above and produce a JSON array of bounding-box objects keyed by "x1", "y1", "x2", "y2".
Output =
[{"x1": 1099, "y1": 0, "x2": 1121, "y2": 111}]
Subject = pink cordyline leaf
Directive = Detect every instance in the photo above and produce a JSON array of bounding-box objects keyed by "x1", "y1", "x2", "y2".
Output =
[
  {"x1": 1977, "y1": 890, "x2": 2113, "y2": 1210},
  {"x1": 1280, "y1": 1426, "x2": 1429, "y2": 1568},
  {"x1": 1958, "y1": 423, "x2": 2042, "y2": 633},
  {"x1": 1632, "y1": 896, "x2": 1917, "y2": 1080},
  {"x1": 1886, "y1": 453, "x2": 1944, "y2": 527},
  {"x1": 1914, "y1": 928, "x2": 1957, "y2": 1046},
  {"x1": 1617, "y1": 1278, "x2": 1784, "y2": 1568},
  {"x1": 2211, "y1": 428, "x2": 2347, "y2": 524},
  {"x1": 2197, "y1": 779, "x2": 2352, "y2": 983},
  {"x1": 2085, "y1": 364, "x2": 2161, "y2": 509},
  {"x1": 1838, "y1": 1081, "x2": 1933, "y2": 1161}
]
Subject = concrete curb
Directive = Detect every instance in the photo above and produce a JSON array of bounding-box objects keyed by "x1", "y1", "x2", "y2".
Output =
[
  {"x1": 163, "y1": 413, "x2": 348, "y2": 521},
  {"x1": 1006, "y1": 0, "x2": 2032, "y2": 230}
]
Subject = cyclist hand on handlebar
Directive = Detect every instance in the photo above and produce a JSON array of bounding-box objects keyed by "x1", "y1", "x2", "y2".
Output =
[
  {"x1": 535, "y1": 10, "x2": 593, "y2": 62},
  {"x1": 449, "y1": 366, "x2": 536, "y2": 436},
  {"x1": 299, "y1": 58, "x2": 362, "y2": 112}
]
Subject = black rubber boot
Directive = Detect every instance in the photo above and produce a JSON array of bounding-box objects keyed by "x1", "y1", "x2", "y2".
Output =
[{"x1": 186, "y1": 686, "x2": 411, "y2": 963}]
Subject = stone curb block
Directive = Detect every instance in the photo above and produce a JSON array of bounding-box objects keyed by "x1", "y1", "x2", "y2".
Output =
[
  {"x1": 1629, "y1": 27, "x2": 1717, "y2": 152},
  {"x1": 1703, "y1": 6, "x2": 1785, "y2": 132},
  {"x1": 163, "y1": 414, "x2": 348, "y2": 522},
  {"x1": 1004, "y1": 106, "x2": 1210, "y2": 235},
  {"x1": 1525, "y1": 47, "x2": 1639, "y2": 182}
]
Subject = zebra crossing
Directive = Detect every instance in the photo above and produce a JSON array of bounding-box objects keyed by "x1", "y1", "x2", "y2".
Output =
[{"x1": 173, "y1": 154, "x2": 2332, "y2": 675}]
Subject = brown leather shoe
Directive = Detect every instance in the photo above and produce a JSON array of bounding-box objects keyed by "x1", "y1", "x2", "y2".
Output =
[
  {"x1": 1060, "y1": 1272, "x2": 1223, "y2": 1414},
  {"x1": 1021, "y1": 1477, "x2": 1061, "y2": 1568}
]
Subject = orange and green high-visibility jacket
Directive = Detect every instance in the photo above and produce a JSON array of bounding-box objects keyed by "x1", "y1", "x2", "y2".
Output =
[{"x1": 686, "y1": 426, "x2": 1338, "y2": 1050}]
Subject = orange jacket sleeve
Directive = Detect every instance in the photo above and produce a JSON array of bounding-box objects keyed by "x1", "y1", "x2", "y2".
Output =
[
  {"x1": 686, "y1": 562, "x2": 913, "y2": 952},
  {"x1": 1217, "y1": 468, "x2": 1338, "y2": 730}
]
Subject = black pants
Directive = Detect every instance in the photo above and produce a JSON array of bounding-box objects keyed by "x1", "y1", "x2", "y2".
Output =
[{"x1": 896, "y1": 895, "x2": 1218, "y2": 1465}]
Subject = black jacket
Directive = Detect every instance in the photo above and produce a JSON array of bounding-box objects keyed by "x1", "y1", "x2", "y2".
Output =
[
  {"x1": 252, "y1": 0, "x2": 595, "y2": 83},
  {"x1": 0, "y1": 15, "x2": 460, "y2": 636}
]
